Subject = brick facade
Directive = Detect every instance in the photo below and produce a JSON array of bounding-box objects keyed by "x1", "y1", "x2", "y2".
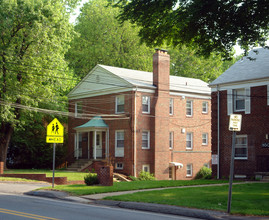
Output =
[
  {"x1": 68, "y1": 50, "x2": 211, "y2": 180},
  {"x1": 211, "y1": 85, "x2": 269, "y2": 179}
]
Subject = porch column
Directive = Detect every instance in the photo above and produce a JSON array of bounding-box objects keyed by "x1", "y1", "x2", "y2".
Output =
[
  {"x1": 76, "y1": 132, "x2": 79, "y2": 159},
  {"x1": 105, "y1": 129, "x2": 108, "y2": 159},
  {"x1": 88, "y1": 132, "x2": 90, "y2": 159},
  {"x1": 93, "y1": 130, "x2": 96, "y2": 160}
]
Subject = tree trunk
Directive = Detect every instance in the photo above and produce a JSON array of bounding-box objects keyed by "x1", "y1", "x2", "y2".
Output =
[{"x1": 0, "y1": 122, "x2": 14, "y2": 169}]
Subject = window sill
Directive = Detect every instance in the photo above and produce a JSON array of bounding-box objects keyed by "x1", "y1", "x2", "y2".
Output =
[
  {"x1": 235, "y1": 157, "x2": 248, "y2": 160},
  {"x1": 142, "y1": 147, "x2": 150, "y2": 150}
]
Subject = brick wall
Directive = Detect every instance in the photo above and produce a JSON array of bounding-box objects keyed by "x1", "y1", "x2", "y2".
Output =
[
  {"x1": 0, "y1": 174, "x2": 67, "y2": 185},
  {"x1": 97, "y1": 166, "x2": 113, "y2": 186},
  {"x1": 0, "y1": 162, "x2": 3, "y2": 174},
  {"x1": 211, "y1": 85, "x2": 269, "y2": 179}
]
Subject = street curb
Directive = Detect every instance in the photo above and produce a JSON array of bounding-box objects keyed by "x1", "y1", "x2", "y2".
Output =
[
  {"x1": 94, "y1": 200, "x2": 265, "y2": 220},
  {"x1": 25, "y1": 190, "x2": 269, "y2": 220}
]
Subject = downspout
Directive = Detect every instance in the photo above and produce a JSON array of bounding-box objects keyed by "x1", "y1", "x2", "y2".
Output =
[
  {"x1": 134, "y1": 87, "x2": 137, "y2": 177},
  {"x1": 217, "y1": 85, "x2": 220, "y2": 179}
]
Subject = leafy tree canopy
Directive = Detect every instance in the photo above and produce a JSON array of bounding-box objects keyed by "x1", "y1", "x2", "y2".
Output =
[
  {"x1": 66, "y1": 0, "x2": 154, "y2": 79},
  {"x1": 0, "y1": 0, "x2": 78, "y2": 164},
  {"x1": 112, "y1": 0, "x2": 269, "y2": 59}
]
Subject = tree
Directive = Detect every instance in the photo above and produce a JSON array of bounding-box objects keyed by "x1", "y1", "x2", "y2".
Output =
[
  {"x1": 66, "y1": 0, "x2": 153, "y2": 79},
  {"x1": 113, "y1": 0, "x2": 269, "y2": 59},
  {"x1": 0, "y1": 0, "x2": 78, "y2": 166},
  {"x1": 169, "y1": 46, "x2": 224, "y2": 82}
]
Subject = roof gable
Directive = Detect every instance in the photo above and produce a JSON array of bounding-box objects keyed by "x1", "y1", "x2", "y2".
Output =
[
  {"x1": 68, "y1": 65, "x2": 133, "y2": 99},
  {"x1": 210, "y1": 48, "x2": 269, "y2": 86}
]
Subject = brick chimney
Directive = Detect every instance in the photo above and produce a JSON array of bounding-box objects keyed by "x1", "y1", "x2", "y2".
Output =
[
  {"x1": 153, "y1": 49, "x2": 170, "y2": 94},
  {"x1": 153, "y1": 49, "x2": 170, "y2": 180}
]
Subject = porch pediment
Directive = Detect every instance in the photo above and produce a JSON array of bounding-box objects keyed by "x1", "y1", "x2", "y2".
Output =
[{"x1": 74, "y1": 116, "x2": 108, "y2": 132}]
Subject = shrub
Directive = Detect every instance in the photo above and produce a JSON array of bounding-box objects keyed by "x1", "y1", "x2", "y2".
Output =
[
  {"x1": 137, "y1": 171, "x2": 156, "y2": 181},
  {"x1": 84, "y1": 173, "x2": 99, "y2": 185},
  {"x1": 129, "y1": 176, "x2": 138, "y2": 181},
  {"x1": 195, "y1": 167, "x2": 212, "y2": 179}
]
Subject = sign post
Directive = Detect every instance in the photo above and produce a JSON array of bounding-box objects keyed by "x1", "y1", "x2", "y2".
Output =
[
  {"x1": 46, "y1": 118, "x2": 64, "y2": 188},
  {"x1": 227, "y1": 114, "x2": 242, "y2": 213}
]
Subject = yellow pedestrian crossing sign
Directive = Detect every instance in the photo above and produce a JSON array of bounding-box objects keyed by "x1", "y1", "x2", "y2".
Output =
[{"x1": 46, "y1": 118, "x2": 64, "y2": 143}]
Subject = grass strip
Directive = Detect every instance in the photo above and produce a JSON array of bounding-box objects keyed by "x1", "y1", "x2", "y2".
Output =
[
  {"x1": 48, "y1": 180, "x2": 229, "y2": 196},
  {"x1": 104, "y1": 182, "x2": 269, "y2": 216},
  {"x1": 0, "y1": 177, "x2": 41, "y2": 182},
  {"x1": 4, "y1": 169, "x2": 86, "y2": 181}
]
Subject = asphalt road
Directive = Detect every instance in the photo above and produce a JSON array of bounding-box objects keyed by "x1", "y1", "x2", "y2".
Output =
[{"x1": 0, "y1": 192, "x2": 202, "y2": 220}]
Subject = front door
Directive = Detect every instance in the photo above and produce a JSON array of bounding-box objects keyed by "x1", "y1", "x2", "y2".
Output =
[{"x1": 94, "y1": 132, "x2": 102, "y2": 158}]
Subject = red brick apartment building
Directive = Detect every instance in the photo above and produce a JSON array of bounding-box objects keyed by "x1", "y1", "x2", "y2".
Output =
[
  {"x1": 68, "y1": 49, "x2": 211, "y2": 180},
  {"x1": 209, "y1": 48, "x2": 269, "y2": 180}
]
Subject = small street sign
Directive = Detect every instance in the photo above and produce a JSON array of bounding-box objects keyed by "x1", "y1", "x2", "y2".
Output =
[
  {"x1": 229, "y1": 114, "x2": 242, "y2": 131},
  {"x1": 46, "y1": 118, "x2": 64, "y2": 143}
]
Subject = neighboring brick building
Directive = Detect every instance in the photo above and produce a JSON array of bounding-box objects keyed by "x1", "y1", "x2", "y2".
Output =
[
  {"x1": 68, "y1": 49, "x2": 211, "y2": 180},
  {"x1": 209, "y1": 48, "x2": 269, "y2": 180}
]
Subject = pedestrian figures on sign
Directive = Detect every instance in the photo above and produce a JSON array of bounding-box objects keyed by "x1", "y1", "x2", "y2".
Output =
[{"x1": 55, "y1": 122, "x2": 59, "y2": 134}]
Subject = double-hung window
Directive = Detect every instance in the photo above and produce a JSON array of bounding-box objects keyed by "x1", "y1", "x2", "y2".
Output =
[
  {"x1": 186, "y1": 132, "x2": 193, "y2": 149},
  {"x1": 116, "y1": 95, "x2": 124, "y2": 113},
  {"x1": 202, "y1": 133, "x2": 208, "y2": 145},
  {"x1": 169, "y1": 98, "x2": 174, "y2": 115},
  {"x1": 116, "y1": 131, "x2": 124, "y2": 148},
  {"x1": 234, "y1": 89, "x2": 245, "y2": 111},
  {"x1": 75, "y1": 102, "x2": 82, "y2": 118},
  {"x1": 186, "y1": 164, "x2": 193, "y2": 177},
  {"x1": 235, "y1": 135, "x2": 248, "y2": 159},
  {"x1": 202, "y1": 101, "x2": 208, "y2": 113},
  {"x1": 115, "y1": 130, "x2": 124, "y2": 157},
  {"x1": 142, "y1": 96, "x2": 150, "y2": 113},
  {"x1": 142, "y1": 131, "x2": 150, "y2": 149},
  {"x1": 186, "y1": 100, "x2": 193, "y2": 116},
  {"x1": 169, "y1": 132, "x2": 174, "y2": 149}
]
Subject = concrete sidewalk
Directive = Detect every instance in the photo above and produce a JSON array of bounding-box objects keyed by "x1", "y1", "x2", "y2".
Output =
[{"x1": 25, "y1": 182, "x2": 269, "y2": 220}]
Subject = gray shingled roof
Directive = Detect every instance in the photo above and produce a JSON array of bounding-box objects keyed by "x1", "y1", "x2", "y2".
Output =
[
  {"x1": 99, "y1": 64, "x2": 210, "y2": 94},
  {"x1": 210, "y1": 48, "x2": 269, "y2": 86}
]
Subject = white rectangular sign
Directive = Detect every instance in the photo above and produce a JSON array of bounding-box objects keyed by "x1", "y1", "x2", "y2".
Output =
[
  {"x1": 229, "y1": 114, "x2": 242, "y2": 131},
  {"x1": 212, "y1": 154, "x2": 218, "y2": 165}
]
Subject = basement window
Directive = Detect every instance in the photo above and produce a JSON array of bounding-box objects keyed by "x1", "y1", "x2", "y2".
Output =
[{"x1": 115, "y1": 163, "x2": 123, "y2": 170}]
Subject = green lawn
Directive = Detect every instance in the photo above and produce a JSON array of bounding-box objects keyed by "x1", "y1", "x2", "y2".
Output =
[
  {"x1": 51, "y1": 180, "x2": 229, "y2": 196},
  {"x1": 3, "y1": 169, "x2": 87, "y2": 181},
  {"x1": 104, "y1": 182, "x2": 269, "y2": 216},
  {"x1": 0, "y1": 177, "x2": 41, "y2": 182}
]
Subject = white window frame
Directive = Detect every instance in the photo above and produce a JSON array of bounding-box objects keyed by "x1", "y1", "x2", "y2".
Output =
[
  {"x1": 75, "y1": 101, "x2": 82, "y2": 118},
  {"x1": 169, "y1": 98, "x2": 174, "y2": 115},
  {"x1": 186, "y1": 100, "x2": 193, "y2": 116},
  {"x1": 186, "y1": 132, "x2": 193, "y2": 149},
  {"x1": 115, "y1": 95, "x2": 125, "y2": 114},
  {"x1": 142, "y1": 131, "x2": 150, "y2": 149},
  {"x1": 142, "y1": 96, "x2": 150, "y2": 114},
  {"x1": 142, "y1": 164, "x2": 150, "y2": 173},
  {"x1": 115, "y1": 130, "x2": 124, "y2": 148},
  {"x1": 115, "y1": 130, "x2": 124, "y2": 157},
  {"x1": 202, "y1": 133, "x2": 208, "y2": 146},
  {"x1": 235, "y1": 135, "x2": 248, "y2": 160},
  {"x1": 115, "y1": 162, "x2": 124, "y2": 170},
  {"x1": 186, "y1": 164, "x2": 193, "y2": 177},
  {"x1": 202, "y1": 101, "x2": 208, "y2": 113},
  {"x1": 169, "y1": 132, "x2": 174, "y2": 149},
  {"x1": 234, "y1": 88, "x2": 245, "y2": 112}
]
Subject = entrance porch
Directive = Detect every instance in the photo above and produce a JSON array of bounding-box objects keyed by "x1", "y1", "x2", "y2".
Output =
[{"x1": 73, "y1": 116, "x2": 109, "y2": 161}]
